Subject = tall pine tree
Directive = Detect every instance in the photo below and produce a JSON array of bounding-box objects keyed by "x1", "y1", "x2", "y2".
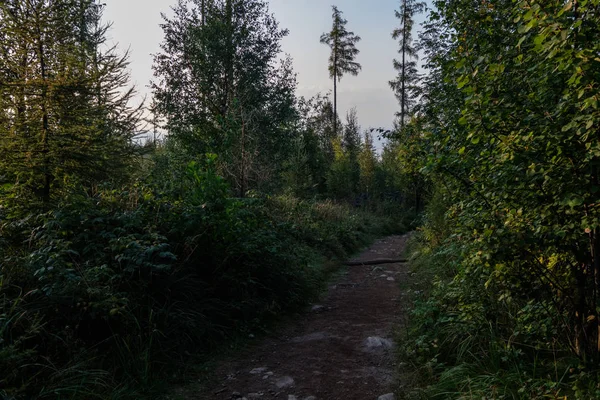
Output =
[
  {"x1": 389, "y1": 0, "x2": 425, "y2": 130},
  {"x1": 320, "y1": 6, "x2": 361, "y2": 137}
]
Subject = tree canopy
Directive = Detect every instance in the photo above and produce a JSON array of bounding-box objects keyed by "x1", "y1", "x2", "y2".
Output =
[{"x1": 0, "y1": 0, "x2": 140, "y2": 208}]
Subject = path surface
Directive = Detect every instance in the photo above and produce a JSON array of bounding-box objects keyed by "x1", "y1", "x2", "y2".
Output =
[{"x1": 175, "y1": 235, "x2": 411, "y2": 400}]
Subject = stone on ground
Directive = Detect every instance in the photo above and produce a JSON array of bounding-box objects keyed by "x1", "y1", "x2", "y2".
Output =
[
  {"x1": 249, "y1": 367, "x2": 268, "y2": 375},
  {"x1": 311, "y1": 305, "x2": 325, "y2": 312},
  {"x1": 364, "y1": 336, "x2": 394, "y2": 349},
  {"x1": 275, "y1": 376, "x2": 295, "y2": 389}
]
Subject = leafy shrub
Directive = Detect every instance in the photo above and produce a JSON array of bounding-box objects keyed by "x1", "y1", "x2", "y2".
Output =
[
  {"x1": 0, "y1": 156, "x2": 401, "y2": 399},
  {"x1": 398, "y1": 189, "x2": 585, "y2": 399}
]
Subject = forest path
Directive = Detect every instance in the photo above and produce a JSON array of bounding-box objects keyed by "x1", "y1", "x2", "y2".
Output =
[{"x1": 173, "y1": 234, "x2": 411, "y2": 400}]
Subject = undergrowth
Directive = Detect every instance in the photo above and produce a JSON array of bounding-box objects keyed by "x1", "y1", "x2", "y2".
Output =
[
  {"x1": 397, "y1": 191, "x2": 600, "y2": 399},
  {"x1": 0, "y1": 158, "x2": 403, "y2": 400}
]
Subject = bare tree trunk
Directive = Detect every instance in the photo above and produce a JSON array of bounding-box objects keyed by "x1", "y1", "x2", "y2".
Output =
[
  {"x1": 35, "y1": 10, "x2": 51, "y2": 204},
  {"x1": 593, "y1": 231, "x2": 600, "y2": 361},
  {"x1": 17, "y1": 53, "x2": 27, "y2": 134},
  {"x1": 575, "y1": 264, "x2": 587, "y2": 362},
  {"x1": 583, "y1": 166, "x2": 600, "y2": 363},
  {"x1": 333, "y1": 14, "x2": 339, "y2": 138},
  {"x1": 401, "y1": 0, "x2": 407, "y2": 131},
  {"x1": 224, "y1": 0, "x2": 234, "y2": 115},
  {"x1": 333, "y1": 29, "x2": 338, "y2": 138},
  {"x1": 239, "y1": 118, "x2": 247, "y2": 198}
]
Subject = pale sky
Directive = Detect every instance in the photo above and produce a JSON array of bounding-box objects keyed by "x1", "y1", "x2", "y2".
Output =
[{"x1": 102, "y1": 0, "x2": 429, "y2": 134}]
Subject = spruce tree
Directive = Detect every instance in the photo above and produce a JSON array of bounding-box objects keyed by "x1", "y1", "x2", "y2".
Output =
[
  {"x1": 320, "y1": 6, "x2": 361, "y2": 137},
  {"x1": 358, "y1": 130, "x2": 377, "y2": 198},
  {"x1": 343, "y1": 108, "x2": 361, "y2": 194},
  {"x1": 389, "y1": 0, "x2": 425, "y2": 130},
  {"x1": 0, "y1": 0, "x2": 140, "y2": 207},
  {"x1": 294, "y1": 93, "x2": 340, "y2": 195}
]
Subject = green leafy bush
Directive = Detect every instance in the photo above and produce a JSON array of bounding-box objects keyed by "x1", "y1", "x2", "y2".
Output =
[
  {"x1": 398, "y1": 192, "x2": 582, "y2": 399},
  {"x1": 0, "y1": 156, "x2": 401, "y2": 399}
]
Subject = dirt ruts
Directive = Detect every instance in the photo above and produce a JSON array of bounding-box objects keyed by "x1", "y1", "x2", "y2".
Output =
[{"x1": 173, "y1": 234, "x2": 411, "y2": 400}]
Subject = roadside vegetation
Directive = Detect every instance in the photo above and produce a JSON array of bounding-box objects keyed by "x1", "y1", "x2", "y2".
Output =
[
  {"x1": 1, "y1": 164, "x2": 403, "y2": 399},
  {"x1": 0, "y1": 1, "x2": 411, "y2": 398},
  {"x1": 4, "y1": 0, "x2": 600, "y2": 398},
  {"x1": 395, "y1": 0, "x2": 600, "y2": 398}
]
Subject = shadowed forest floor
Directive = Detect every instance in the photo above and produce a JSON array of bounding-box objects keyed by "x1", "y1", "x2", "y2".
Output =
[{"x1": 171, "y1": 234, "x2": 411, "y2": 400}]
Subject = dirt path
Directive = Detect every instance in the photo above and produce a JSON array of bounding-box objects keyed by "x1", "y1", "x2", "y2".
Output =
[{"x1": 175, "y1": 234, "x2": 411, "y2": 400}]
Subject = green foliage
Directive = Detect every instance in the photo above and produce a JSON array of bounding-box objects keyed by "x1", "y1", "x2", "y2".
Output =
[
  {"x1": 328, "y1": 137, "x2": 355, "y2": 199},
  {"x1": 152, "y1": 0, "x2": 297, "y2": 195},
  {"x1": 399, "y1": 0, "x2": 600, "y2": 397},
  {"x1": 390, "y1": 0, "x2": 426, "y2": 129},
  {"x1": 341, "y1": 108, "x2": 361, "y2": 195},
  {"x1": 0, "y1": 1, "x2": 413, "y2": 398},
  {"x1": 0, "y1": 151, "x2": 401, "y2": 399},
  {"x1": 320, "y1": 5, "x2": 362, "y2": 82},
  {"x1": 283, "y1": 93, "x2": 341, "y2": 197},
  {"x1": 0, "y1": 0, "x2": 141, "y2": 206},
  {"x1": 358, "y1": 131, "x2": 377, "y2": 198},
  {"x1": 320, "y1": 5, "x2": 361, "y2": 136}
]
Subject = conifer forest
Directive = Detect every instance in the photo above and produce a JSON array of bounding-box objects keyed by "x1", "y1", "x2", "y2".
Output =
[{"x1": 1, "y1": 0, "x2": 600, "y2": 399}]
